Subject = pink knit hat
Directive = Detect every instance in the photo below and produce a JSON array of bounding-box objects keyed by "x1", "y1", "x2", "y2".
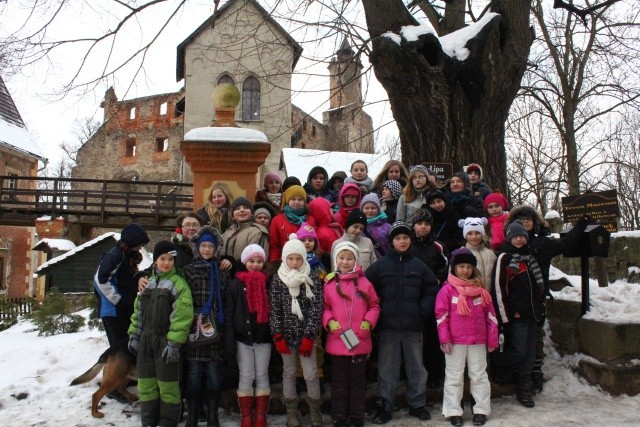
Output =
[
  {"x1": 484, "y1": 192, "x2": 509, "y2": 210},
  {"x1": 263, "y1": 172, "x2": 282, "y2": 188},
  {"x1": 296, "y1": 222, "x2": 318, "y2": 245}
]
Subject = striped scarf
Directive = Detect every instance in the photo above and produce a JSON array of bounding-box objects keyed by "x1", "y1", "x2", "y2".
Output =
[{"x1": 509, "y1": 253, "x2": 544, "y2": 291}]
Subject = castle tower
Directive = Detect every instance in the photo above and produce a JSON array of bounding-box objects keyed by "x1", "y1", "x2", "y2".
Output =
[{"x1": 328, "y1": 37, "x2": 363, "y2": 109}]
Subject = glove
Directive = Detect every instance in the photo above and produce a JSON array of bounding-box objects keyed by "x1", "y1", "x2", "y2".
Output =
[
  {"x1": 128, "y1": 337, "x2": 138, "y2": 356},
  {"x1": 273, "y1": 334, "x2": 291, "y2": 355},
  {"x1": 440, "y1": 343, "x2": 452, "y2": 354},
  {"x1": 299, "y1": 337, "x2": 314, "y2": 357},
  {"x1": 328, "y1": 320, "x2": 341, "y2": 332},
  {"x1": 162, "y1": 342, "x2": 181, "y2": 364},
  {"x1": 360, "y1": 320, "x2": 371, "y2": 330}
]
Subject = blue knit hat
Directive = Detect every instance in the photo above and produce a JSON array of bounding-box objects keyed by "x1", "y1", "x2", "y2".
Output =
[{"x1": 197, "y1": 232, "x2": 217, "y2": 247}]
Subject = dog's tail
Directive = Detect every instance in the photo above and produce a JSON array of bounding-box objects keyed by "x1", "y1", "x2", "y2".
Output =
[{"x1": 69, "y1": 346, "x2": 112, "y2": 386}]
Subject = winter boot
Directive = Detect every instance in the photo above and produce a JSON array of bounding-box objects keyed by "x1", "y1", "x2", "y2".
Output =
[
  {"x1": 185, "y1": 392, "x2": 201, "y2": 427},
  {"x1": 307, "y1": 396, "x2": 324, "y2": 427},
  {"x1": 140, "y1": 399, "x2": 160, "y2": 427},
  {"x1": 206, "y1": 391, "x2": 221, "y2": 427},
  {"x1": 284, "y1": 397, "x2": 302, "y2": 427},
  {"x1": 516, "y1": 387, "x2": 535, "y2": 408},
  {"x1": 254, "y1": 389, "x2": 270, "y2": 427},
  {"x1": 371, "y1": 397, "x2": 392, "y2": 425},
  {"x1": 238, "y1": 390, "x2": 254, "y2": 427}
]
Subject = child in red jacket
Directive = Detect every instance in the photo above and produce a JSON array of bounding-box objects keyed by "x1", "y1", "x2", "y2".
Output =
[
  {"x1": 269, "y1": 185, "x2": 316, "y2": 262},
  {"x1": 435, "y1": 247, "x2": 498, "y2": 427}
]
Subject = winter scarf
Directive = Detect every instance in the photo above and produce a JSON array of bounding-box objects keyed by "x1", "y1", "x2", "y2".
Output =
[
  {"x1": 307, "y1": 253, "x2": 328, "y2": 280},
  {"x1": 283, "y1": 205, "x2": 307, "y2": 225},
  {"x1": 267, "y1": 192, "x2": 282, "y2": 209},
  {"x1": 236, "y1": 270, "x2": 270, "y2": 324},
  {"x1": 509, "y1": 252, "x2": 544, "y2": 290},
  {"x1": 345, "y1": 176, "x2": 374, "y2": 192},
  {"x1": 447, "y1": 272, "x2": 492, "y2": 317},
  {"x1": 277, "y1": 261, "x2": 315, "y2": 321},
  {"x1": 367, "y1": 212, "x2": 388, "y2": 224},
  {"x1": 446, "y1": 190, "x2": 472, "y2": 207},
  {"x1": 203, "y1": 259, "x2": 225, "y2": 325}
]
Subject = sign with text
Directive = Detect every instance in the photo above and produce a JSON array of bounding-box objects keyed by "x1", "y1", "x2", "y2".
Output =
[
  {"x1": 561, "y1": 190, "x2": 619, "y2": 232},
  {"x1": 422, "y1": 162, "x2": 453, "y2": 183}
]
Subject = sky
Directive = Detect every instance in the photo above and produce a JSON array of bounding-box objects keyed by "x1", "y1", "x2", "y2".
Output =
[
  {"x1": 0, "y1": 0, "x2": 399, "y2": 171},
  {"x1": 0, "y1": 269, "x2": 639, "y2": 426}
]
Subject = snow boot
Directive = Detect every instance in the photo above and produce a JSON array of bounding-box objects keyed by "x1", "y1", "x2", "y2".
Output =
[
  {"x1": 284, "y1": 397, "x2": 302, "y2": 427},
  {"x1": 206, "y1": 391, "x2": 221, "y2": 427},
  {"x1": 254, "y1": 389, "x2": 270, "y2": 427},
  {"x1": 238, "y1": 390, "x2": 254, "y2": 427},
  {"x1": 307, "y1": 397, "x2": 324, "y2": 427},
  {"x1": 517, "y1": 387, "x2": 535, "y2": 408}
]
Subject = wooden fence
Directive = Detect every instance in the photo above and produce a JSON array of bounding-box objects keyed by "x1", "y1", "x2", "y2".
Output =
[{"x1": 0, "y1": 297, "x2": 33, "y2": 319}]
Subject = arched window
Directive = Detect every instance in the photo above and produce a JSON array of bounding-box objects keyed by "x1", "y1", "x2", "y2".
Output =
[
  {"x1": 217, "y1": 74, "x2": 235, "y2": 85},
  {"x1": 242, "y1": 76, "x2": 260, "y2": 120}
]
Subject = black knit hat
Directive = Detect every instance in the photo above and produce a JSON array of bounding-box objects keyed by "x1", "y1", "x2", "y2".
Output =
[
  {"x1": 388, "y1": 221, "x2": 412, "y2": 243},
  {"x1": 153, "y1": 240, "x2": 177, "y2": 262},
  {"x1": 120, "y1": 223, "x2": 150, "y2": 248},
  {"x1": 505, "y1": 220, "x2": 529, "y2": 241},
  {"x1": 450, "y1": 247, "x2": 478, "y2": 269},
  {"x1": 426, "y1": 189, "x2": 446, "y2": 205},
  {"x1": 231, "y1": 196, "x2": 253, "y2": 213},
  {"x1": 281, "y1": 176, "x2": 302, "y2": 193},
  {"x1": 345, "y1": 209, "x2": 367, "y2": 230},
  {"x1": 413, "y1": 205, "x2": 433, "y2": 224}
]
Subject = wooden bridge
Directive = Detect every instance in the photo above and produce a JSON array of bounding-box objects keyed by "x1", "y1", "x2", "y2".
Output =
[{"x1": 0, "y1": 176, "x2": 194, "y2": 231}]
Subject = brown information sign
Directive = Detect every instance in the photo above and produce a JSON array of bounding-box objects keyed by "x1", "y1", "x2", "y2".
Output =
[
  {"x1": 561, "y1": 190, "x2": 619, "y2": 232},
  {"x1": 422, "y1": 162, "x2": 453, "y2": 183}
]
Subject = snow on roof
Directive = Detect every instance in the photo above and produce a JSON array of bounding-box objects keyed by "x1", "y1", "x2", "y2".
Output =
[
  {"x1": 35, "y1": 233, "x2": 153, "y2": 274},
  {"x1": 280, "y1": 148, "x2": 391, "y2": 182},
  {"x1": 38, "y1": 238, "x2": 76, "y2": 252},
  {"x1": 545, "y1": 209, "x2": 561, "y2": 219},
  {"x1": 0, "y1": 116, "x2": 45, "y2": 161},
  {"x1": 183, "y1": 126, "x2": 268, "y2": 143},
  {"x1": 440, "y1": 12, "x2": 499, "y2": 61},
  {"x1": 401, "y1": 21, "x2": 437, "y2": 42}
]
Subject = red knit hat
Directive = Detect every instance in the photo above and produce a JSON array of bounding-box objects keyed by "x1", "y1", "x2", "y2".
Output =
[{"x1": 484, "y1": 192, "x2": 509, "y2": 211}]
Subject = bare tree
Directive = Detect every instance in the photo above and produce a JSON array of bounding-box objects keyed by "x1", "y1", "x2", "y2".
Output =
[{"x1": 60, "y1": 117, "x2": 101, "y2": 165}]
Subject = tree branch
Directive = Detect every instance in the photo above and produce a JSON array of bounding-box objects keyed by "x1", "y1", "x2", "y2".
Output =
[{"x1": 553, "y1": 0, "x2": 622, "y2": 25}]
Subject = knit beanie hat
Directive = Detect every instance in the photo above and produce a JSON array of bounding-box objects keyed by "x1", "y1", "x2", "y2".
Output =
[
  {"x1": 458, "y1": 217, "x2": 488, "y2": 238},
  {"x1": 281, "y1": 233, "x2": 308, "y2": 261},
  {"x1": 505, "y1": 220, "x2": 529, "y2": 241},
  {"x1": 383, "y1": 180, "x2": 403, "y2": 200},
  {"x1": 465, "y1": 163, "x2": 483, "y2": 179},
  {"x1": 197, "y1": 231, "x2": 218, "y2": 247},
  {"x1": 361, "y1": 193, "x2": 381, "y2": 211},
  {"x1": 409, "y1": 164, "x2": 430, "y2": 177},
  {"x1": 153, "y1": 240, "x2": 177, "y2": 262},
  {"x1": 451, "y1": 171, "x2": 472, "y2": 191},
  {"x1": 484, "y1": 192, "x2": 509, "y2": 210},
  {"x1": 253, "y1": 201, "x2": 276, "y2": 219},
  {"x1": 281, "y1": 176, "x2": 302, "y2": 193},
  {"x1": 426, "y1": 189, "x2": 446, "y2": 205},
  {"x1": 121, "y1": 223, "x2": 150, "y2": 248},
  {"x1": 232, "y1": 196, "x2": 254, "y2": 213},
  {"x1": 281, "y1": 185, "x2": 307, "y2": 208},
  {"x1": 450, "y1": 247, "x2": 478, "y2": 269},
  {"x1": 296, "y1": 222, "x2": 318, "y2": 245},
  {"x1": 413, "y1": 206, "x2": 433, "y2": 224},
  {"x1": 333, "y1": 241, "x2": 360, "y2": 269},
  {"x1": 263, "y1": 171, "x2": 282, "y2": 188},
  {"x1": 388, "y1": 221, "x2": 412, "y2": 243},
  {"x1": 241, "y1": 243, "x2": 266, "y2": 264},
  {"x1": 345, "y1": 209, "x2": 367, "y2": 229}
]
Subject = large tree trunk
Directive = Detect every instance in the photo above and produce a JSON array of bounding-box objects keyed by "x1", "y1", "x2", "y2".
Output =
[{"x1": 362, "y1": 0, "x2": 534, "y2": 192}]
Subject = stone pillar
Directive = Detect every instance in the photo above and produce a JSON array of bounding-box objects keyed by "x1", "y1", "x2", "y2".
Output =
[{"x1": 181, "y1": 84, "x2": 271, "y2": 208}]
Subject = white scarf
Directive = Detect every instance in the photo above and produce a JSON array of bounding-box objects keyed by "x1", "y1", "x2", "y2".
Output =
[{"x1": 277, "y1": 261, "x2": 314, "y2": 321}]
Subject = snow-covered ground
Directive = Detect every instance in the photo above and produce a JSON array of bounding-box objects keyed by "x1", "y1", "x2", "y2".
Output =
[{"x1": 1, "y1": 298, "x2": 639, "y2": 426}]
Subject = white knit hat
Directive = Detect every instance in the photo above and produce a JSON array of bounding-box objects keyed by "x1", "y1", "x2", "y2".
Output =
[
  {"x1": 458, "y1": 217, "x2": 488, "y2": 238},
  {"x1": 240, "y1": 244, "x2": 266, "y2": 264},
  {"x1": 333, "y1": 241, "x2": 360, "y2": 269},
  {"x1": 281, "y1": 233, "x2": 307, "y2": 261}
]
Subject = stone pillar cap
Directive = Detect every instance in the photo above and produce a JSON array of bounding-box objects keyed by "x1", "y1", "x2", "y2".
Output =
[{"x1": 184, "y1": 127, "x2": 268, "y2": 143}]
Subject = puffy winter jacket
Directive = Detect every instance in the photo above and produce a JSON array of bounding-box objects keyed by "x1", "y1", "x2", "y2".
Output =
[
  {"x1": 435, "y1": 280, "x2": 498, "y2": 348},
  {"x1": 224, "y1": 274, "x2": 272, "y2": 350},
  {"x1": 465, "y1": 242, "x2": 496, "y2": 291},
  {"x1": 94, "y1": 246, "x2": 140, "y2": 318},
  {"x1": 366, "y1": 217, "x2": 391, "y2": 257},
  {"x1": 429, "y1": 204, "x2": 465, "y2": 252},
  {"x1": 365, "y1": 247, "x2": 438, "y2": 332},
  {"x1": 412, "y1": 234, "x2": 449, "y2": 285},
  {"x1": 308, "y1": 197, "x2": 343, "y2": 254},
  {"x1": 322, "y1": 268, "x2": 380, "y2": 356},
  {"x1": 221, "y1": 220, "x2": 270, "y2": 263},
  {"x1": 269, "y1": 213, "x2": 316, "y2": 262}
]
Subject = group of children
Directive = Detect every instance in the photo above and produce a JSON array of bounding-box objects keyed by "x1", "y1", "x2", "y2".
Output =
[{"x1": 94, "y1": 158, "x2": 579, "y2": 427}]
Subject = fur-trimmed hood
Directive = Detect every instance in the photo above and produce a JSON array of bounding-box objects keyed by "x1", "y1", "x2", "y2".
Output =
[
  {"x1": 188, "y1": 225, "x2": 224, "y2": 260},
  {"x1": 505, "y1": 205, "x2": 549, "y2": 234}
]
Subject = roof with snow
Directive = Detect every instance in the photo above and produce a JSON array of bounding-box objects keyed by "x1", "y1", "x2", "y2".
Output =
[
  {"x1": 0, "y1": 76, "x2": 46, "y2": 161},
  {"x1": 279, "y1": 148, "x2": 392, "y2": 182},
  {"x1": 32, "y1": 238, "x2": 77, "y2": 253}
]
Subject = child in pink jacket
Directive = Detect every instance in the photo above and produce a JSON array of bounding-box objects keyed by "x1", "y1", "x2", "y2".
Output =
[
  {"x1": 323, "y1": 241, "x2": 380, "y2": 427},
  {"x1": 435, "y1": 247, "x2": 498, "y2": 427}
]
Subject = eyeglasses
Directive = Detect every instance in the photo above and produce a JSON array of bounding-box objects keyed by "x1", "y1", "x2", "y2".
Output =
[{"x1": 182, "y1": 222, "x2": 201, "y2": 229}]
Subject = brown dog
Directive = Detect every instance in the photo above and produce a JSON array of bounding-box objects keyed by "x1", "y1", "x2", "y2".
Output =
[{"x1": 70, "y1": 339, "x2": 138, "y2": 418}]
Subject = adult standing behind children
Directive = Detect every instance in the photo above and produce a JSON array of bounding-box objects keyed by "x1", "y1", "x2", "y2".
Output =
[
  {"x1": 269, "y1": 185, "x2": 316, "y2": 263},
  {"x1": 366, "y1": 221, "x2": 439, "y2": 424},
  {"x1": 94, "y1": 222, "x2": 150, "y2": 347},
  {"x1": 197, "y1": 182, "x2": 234, "y2": 233},
  {"x1": 128, "y1": 240, "x2": 194, "y2": 427},
  {"x1": 220, "y1": 197, "x2": 270, "y2": 269}
]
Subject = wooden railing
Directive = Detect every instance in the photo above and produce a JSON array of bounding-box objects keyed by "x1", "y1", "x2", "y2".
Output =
[
  {"x1": 0, "y1": 176, "x2": 194, "y2": 229},
  {"x1": 0, "y1": 297, "x2": 33, "y2": 320}
]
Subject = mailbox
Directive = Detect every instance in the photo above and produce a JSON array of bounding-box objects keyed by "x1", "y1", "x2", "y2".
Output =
[{"x1": 561, "y1": 224, "x2": 610, "y2": 258}]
